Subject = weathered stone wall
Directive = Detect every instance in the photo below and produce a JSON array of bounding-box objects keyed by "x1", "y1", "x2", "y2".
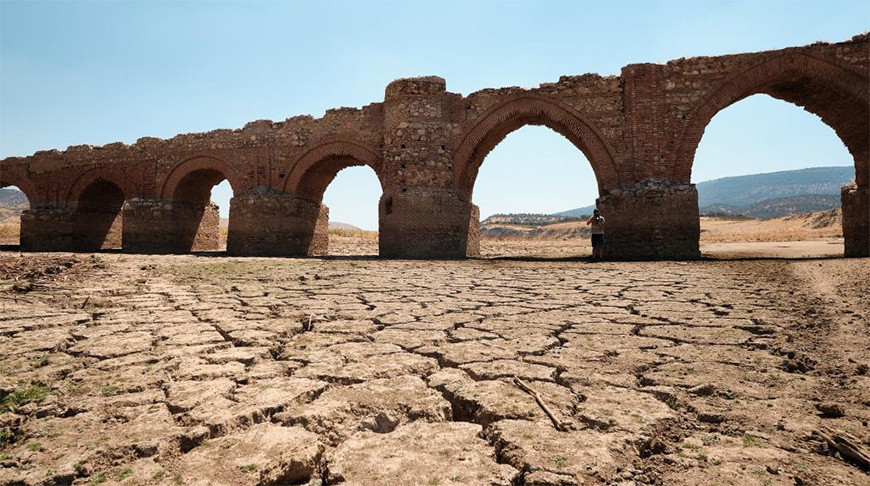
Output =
[
  {"x1": 842, "y1": 184, "x2": 869, "y2": 258},
  {"x1": 2, "y1": 34, "x2": 867, "y2": 258}
]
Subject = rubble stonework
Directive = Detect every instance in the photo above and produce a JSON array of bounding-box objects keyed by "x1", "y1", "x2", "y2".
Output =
[{"x1": 2, "y1": 34, "x2": 868, "y2": 258}]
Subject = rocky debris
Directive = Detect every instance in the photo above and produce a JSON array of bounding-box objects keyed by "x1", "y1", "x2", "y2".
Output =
[{"x1": 327, "y1": 421, "x2": 519, "y2": 485}]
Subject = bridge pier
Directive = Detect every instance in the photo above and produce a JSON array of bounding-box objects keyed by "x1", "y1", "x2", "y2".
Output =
[
  {"x1": 122, "y1": 199, "x2": 219, "y2": 253},
  {"x1": 227, "y1": 190, "x2": 328, "y2": 257},
  {"x1": 20, "y1": 207, "x2": 122, "y2": 252},
  {"x1": 596, "y1": 181, "x2": 702, "y2": 260},
  {"x1": 842, "y1": 184, "x2": 869, "y2": 257},
  {"x1": 378, "y1": 187, "x2": 479, "y2": 259}
]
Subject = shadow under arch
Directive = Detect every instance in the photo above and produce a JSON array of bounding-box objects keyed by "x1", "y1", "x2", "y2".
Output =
[
  {"x1": 452, "y1": 94, "x2": 620, "y2": 201},
  {"x1": 267, "y1": 138, "x2": 384, "y2": 256},
  {"x1": 66, "y1": 167, "x2": 138, "y2": 251},
  {"x1": 159, "y1": 155, "x2": 243, "y2": 252}
]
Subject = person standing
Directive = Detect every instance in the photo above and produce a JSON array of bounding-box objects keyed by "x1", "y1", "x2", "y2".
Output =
[{"x1": 586, "y1": 208, "x2": 605, "y2": 260}]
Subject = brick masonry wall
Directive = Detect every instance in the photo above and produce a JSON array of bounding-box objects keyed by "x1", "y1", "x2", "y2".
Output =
[{"x1": 2, "y1": 34, "x2": 867, "y2": 258}]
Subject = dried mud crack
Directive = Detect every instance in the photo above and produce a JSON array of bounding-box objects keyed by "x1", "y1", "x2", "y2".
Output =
[{"x1": 0, "y1": 252, "x2": 868, "y2": 486}]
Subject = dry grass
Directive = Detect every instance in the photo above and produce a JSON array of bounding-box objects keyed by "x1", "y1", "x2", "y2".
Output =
[
  {"x1": 0, "y1": 222, "x2": 20, "y2": 244},
  {"x1": 699, "y1": 209, "x2": 841, "y2": 244},
  {"x1": 328, "y1": 228, "x2": 378, "y2": 239}
]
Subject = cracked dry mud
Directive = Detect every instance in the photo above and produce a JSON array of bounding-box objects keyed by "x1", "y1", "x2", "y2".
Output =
[{"x1": 0, "y1": 248, "x2": 868, "y2": 486}]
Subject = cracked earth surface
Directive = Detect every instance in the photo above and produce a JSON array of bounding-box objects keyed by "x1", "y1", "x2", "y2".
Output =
[{"x1": 0, "y1": 247, "x2": 868, "y2": 486}]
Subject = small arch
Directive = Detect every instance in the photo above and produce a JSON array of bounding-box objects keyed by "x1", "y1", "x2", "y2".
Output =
[
  {"x1": 452, "y1": 94, "x2": 620, "y2": 200},
  {"x1": 675, "y1": 52, "x2": 869, "y2": 185},
  {"x1": 0, "y1": 167, "x2": 39, "y2": 206},
  {"x1": 67, "y1": 170, "x2": 131, "y2": 251},
  {"x1": 66, "y1": 167, "x2": 137, "y2": 207},
  {"x1": 0, "y1": 183, "x2": 31, "y2": 249},
  {"x1": 284, "y1": 139, "x2": 384, "y2": 201},
  {"x1": 160, "y1": 155, "x2": 243, "y2": 201}
]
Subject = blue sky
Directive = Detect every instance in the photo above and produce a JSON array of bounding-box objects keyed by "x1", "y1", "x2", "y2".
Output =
[{"x1": 1, "y1": 1, "x2": 865, "y2": 229}]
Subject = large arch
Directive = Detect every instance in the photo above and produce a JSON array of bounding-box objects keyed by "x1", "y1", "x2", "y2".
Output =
[
  {"x1": 676, "y1": 52, "x2": 870, "y2": 258},
  {"x1": 452, "y1": 94, "x2": 620, "y2": 201},
  {"x1": 675, "y1": 52, "x2": 869, "y2": 185},
  {"x1": 283, "y1": 138, "x2": 384, "y2": 201}
]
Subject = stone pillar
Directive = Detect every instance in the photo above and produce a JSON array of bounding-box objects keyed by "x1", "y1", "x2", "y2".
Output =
[
  {"x1": 20, "y1": 208, "x2": 77, "y2": 252},
  {"x1": 842, "y1": 184, "x2": 869, "y2": 258},
  {"x1": 379, "y1": 187, "x2": 478, "y2": 258},
  {"x1": 379, "y1": 76, "x2": 475, "y2": 258},
  {"x1": 122, "y1": 199, "x2": 220, "y2": 253},
  {"x1": 19, "y1": 207, "x2": 121, "y2": 252},
  {"x1": 596, "y1": 180, "x2": 701, "y2": 260},
  {"x1": 226, "y1": 190, "x2": 329, "y2": 257}
]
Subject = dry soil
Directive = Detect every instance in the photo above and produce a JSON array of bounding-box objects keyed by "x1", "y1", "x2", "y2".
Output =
[{"x1": 0, "y1": 240, "x2": 868, "y2": 486}]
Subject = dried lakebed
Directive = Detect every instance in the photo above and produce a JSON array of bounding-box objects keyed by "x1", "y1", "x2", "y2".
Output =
[{"x1": 0, "y1": 253, "x2": 868, "y2": 486}]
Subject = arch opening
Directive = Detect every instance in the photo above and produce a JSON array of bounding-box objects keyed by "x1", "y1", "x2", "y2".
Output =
[
  {"x1": 471, "y1": 125, "x2": 599, "y2": 258},
  {"x1": 453, "y1": 96, "x2": 618, "y2": 203},
  {"x1": 321, "y1": 164, "x2": 381, "y2": 256},
  {"x1": 73, "y1": 178, "x2": 127, "y2": 251},
  {"x1": 692, "y1": 93, "x2": 856, "y2": 258},
  {"x1": 170, "y1": 168, "x2": 232, "y2": 252},
  {"x1": 292, "y1": 156, "x2": 382, "y2": 256},
  {"x1": 0, "y1": 184, "x2": 30, "y2": 249}
]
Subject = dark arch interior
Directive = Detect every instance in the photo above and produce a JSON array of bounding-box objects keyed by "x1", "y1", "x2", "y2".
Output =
[
  {"x1": 75, "y1": 178, "x2": 126, "y2": 250},
  {"x1": 173, "y1": 168, "x2": 228, "y2": 204},
  {"x1": 171, "y1": 168, "x2": 231, "y2": 252}
]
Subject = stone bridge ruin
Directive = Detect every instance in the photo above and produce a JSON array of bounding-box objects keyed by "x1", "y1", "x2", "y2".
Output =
[{"x1": 2, "y1": 34, "x2": 868, "y2": 259}]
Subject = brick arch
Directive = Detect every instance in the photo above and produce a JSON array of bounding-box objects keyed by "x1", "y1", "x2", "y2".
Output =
[
  {"x1": 0, "y1": 167, "x2": 39, "y2": 205},
  {"x1": 159, "y1": 155, "x2": 244, "y2": 201},
  {"x1": 283, "y1": 138, "x2": 384, "y2": 201},
  {"x1": 675, "y1": 52, "x2": 870, "y2": 185},
  {"x1": 452, "y1": 94, "x2": 620, "y2": 200},
  {"x1": 66, "y1": 167, "x2": 138, "y2": 206}
]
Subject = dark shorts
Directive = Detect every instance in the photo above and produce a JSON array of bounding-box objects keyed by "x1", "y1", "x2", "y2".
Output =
[{"x1": 591, "y1": 234, "x2": 604, "y2": 247}]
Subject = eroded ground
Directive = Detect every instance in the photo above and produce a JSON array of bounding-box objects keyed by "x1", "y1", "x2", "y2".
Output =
[{"x1": 0, "y1": 243, "x2": 868, "y2": 486}]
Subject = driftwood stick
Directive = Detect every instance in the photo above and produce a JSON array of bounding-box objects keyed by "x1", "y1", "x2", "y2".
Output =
[
  {"x1": 816, "y1": 426, "x2": 870, "y2": 471},
  {"x1": 513, "y1": 376, "x2": 567, "y2": 432}
]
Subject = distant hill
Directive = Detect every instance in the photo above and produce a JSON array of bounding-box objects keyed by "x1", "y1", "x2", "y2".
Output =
[
  {"x1": 701, "y1": 194, "x2": 841, "y2": 219},
  {"x1": 0, "y1": 187, "x2": 28, "y2": 206},
  {"x1": 554, "y1": 166, "x2": 853, "y2": 219},
  {"x1": 0, "y1": 187, "x2": 29, "y2": 223},
  {"x1": 696, "y1": 166, "x2": 852, "y2": 207},
  {"x1": 552, "y1": 204, "x2": 596, "y2": 219},
  {"x1": 329, "y1": 222, "x2": 363, "y2": 231},
  {"x1": 482, "y1": 213, "x2": 580, "y2": 226}
]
